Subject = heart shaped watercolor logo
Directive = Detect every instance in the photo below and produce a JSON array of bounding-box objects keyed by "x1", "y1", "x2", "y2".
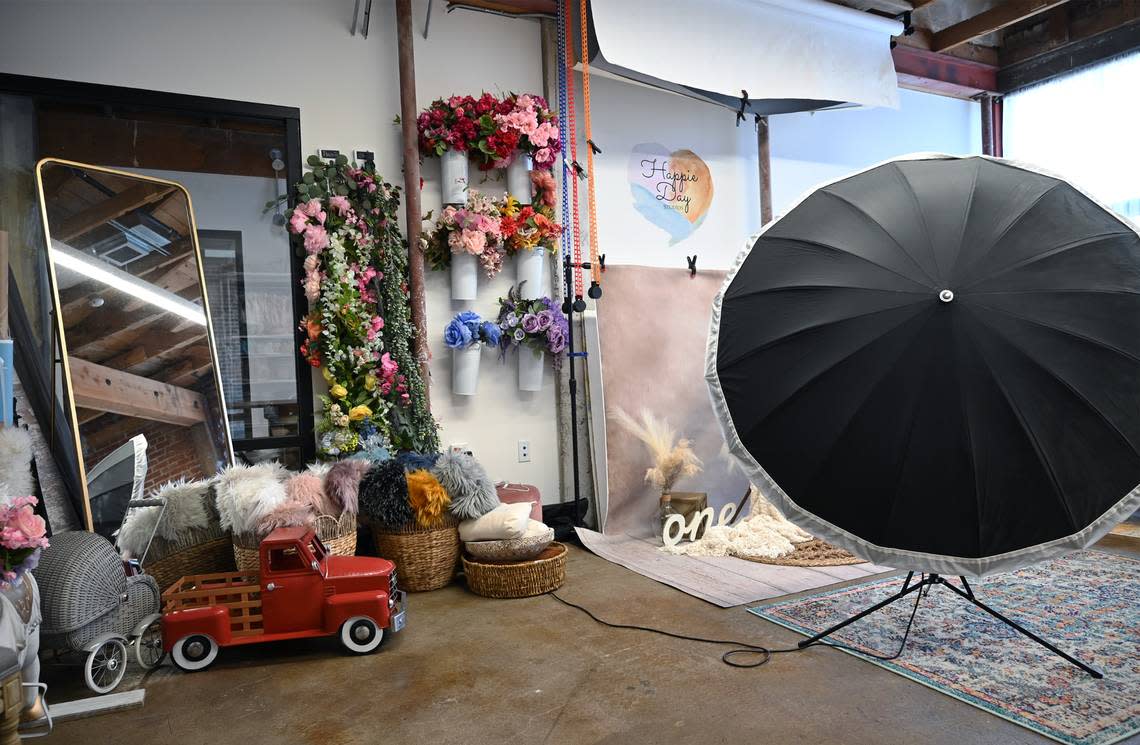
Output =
[{"x1": 628, "y1": 143, "x2": 714, "y2": 244}]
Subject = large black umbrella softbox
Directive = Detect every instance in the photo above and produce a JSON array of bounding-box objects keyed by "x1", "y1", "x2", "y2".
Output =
[{"x1": 709, "y1": 154, "x2": 1140, "y2": 578}]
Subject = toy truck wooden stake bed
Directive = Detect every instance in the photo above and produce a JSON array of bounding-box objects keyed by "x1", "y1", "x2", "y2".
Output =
[{"x1": 161, "y1": 526, "x2": 406, "y2": 671}]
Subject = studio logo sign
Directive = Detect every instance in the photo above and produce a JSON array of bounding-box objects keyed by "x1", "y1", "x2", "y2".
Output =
[{"x1": 628, "y1": 143, "x2": 714, "y2": 244}]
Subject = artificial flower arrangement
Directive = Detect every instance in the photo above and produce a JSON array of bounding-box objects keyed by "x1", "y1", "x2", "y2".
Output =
[
  {"x1": 494, "y1": 92, "x2": 562, "y2": 170},
  {"x1": 416, "y1": 92, "x2": 561, "y2": 171},
  {"x1": 495, "y1": 283, "x2": 570, "y2": 368},
  {"x1": 443, "y1": 311, "x2": 502, "y2": 350},
  {"x1": 0, "y1": 496, "x2": 48, "y2": 586},
  {"x1": 500, "y1": 171, "x2": 562, "y2": 256},
  {"x1": 416, "y1": 92, "x2": 506, "y2": 170},
  {"x1": 421, "y1": 190, "x2": 508, "y2": 279},
  {"x1": 286, "y1": 155, "x2": 439, "y2": 457}
]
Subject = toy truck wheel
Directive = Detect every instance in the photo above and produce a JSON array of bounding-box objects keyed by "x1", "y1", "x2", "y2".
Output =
[
  {"x1": 340, "y1": 616, "x2": 384, "y2": 654},
  {"x1": 84, "y1": 639, "x2": 128, "y2": 694},
  {"x1": 172, "y1": 634, "x2": 218, "y2": 672}
]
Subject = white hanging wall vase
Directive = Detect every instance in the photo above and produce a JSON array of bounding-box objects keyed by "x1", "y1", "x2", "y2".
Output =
[
  {"x1": 440, "y1": 149, "x2": 469, "y2": 205},
  {"x1": 506, "y1": 152, "x2": 533, "y2": 205},
  {"x1": 518, "y1": 345, "x2": 545, "y2": 392},
  {"x1": 450, "y1": 252, "x2": 478, "y2": 300},
  {"x1": 451, "y1": 345, "x2": 482, "y2": 396},
  {"x1": 515, "y1": 249, "x2": 545, "y2": 296}
]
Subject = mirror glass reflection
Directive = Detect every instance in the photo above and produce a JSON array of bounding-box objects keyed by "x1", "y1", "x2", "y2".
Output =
[{"x1": 36, "y1": 159, "x2": 233, "y2": 538}]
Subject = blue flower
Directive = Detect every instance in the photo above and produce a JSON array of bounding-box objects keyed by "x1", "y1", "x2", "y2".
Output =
[
  {"x1": 480, "y1": 321, "x2": 501, "y2": 346},
  {"x1": 444, "y1": 317, "x2": 474, "y2": 348}
]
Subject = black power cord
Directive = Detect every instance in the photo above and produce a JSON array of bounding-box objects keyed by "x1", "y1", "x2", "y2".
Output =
[{"x1": 549, "y1": 579, "x2": 926, "y2": 669}]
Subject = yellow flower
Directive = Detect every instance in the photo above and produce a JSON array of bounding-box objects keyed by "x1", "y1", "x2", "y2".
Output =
[
  {"x1": 330, "y1": 384, "x2": 348, "y2": 399},
  {"x1": 320, "y1": 367, "x2": 334, "y2": 384},
  {"x1": 501, "y1": 195, "x2": 520, "y2": 217},
  {"x1": 348, "y1": 404, "x2": 373, "y2": 421},
  {"x1": 364, "y1": 374, "x2": 377, "y2": 391}
]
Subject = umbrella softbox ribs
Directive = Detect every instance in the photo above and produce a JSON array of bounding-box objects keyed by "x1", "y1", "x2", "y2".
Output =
[{"x1": 708, "y1": 154, "x2": 1140, "y2": 677}]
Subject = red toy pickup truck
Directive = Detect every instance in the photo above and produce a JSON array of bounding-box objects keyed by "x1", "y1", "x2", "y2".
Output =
[{"x1": 161, "y1": 526, "x2": 406, "y2": 671}]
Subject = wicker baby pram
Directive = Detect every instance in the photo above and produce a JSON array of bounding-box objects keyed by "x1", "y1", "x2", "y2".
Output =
[{"x1": 34, "y1": 531, "x2": 164, "y2": 694}]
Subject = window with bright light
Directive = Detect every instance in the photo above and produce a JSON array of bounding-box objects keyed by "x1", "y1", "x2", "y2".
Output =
[{"x1": 1004, "y1": 51, "x2": 1140, "y2": 219}]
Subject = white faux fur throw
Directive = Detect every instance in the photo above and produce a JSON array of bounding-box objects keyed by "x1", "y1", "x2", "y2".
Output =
[
  {"x1": 117, "y1": 478, "x2": 214, "y2": 557},
  {"x1": 0, "y1": 427, "x2": 34, "y2": 498},
  {"x1": 661, "y1": 485, "x2": 813, "y2": 560},
  {"x1": 214, "y1": 462, "x2": 289, "y2": 536}
]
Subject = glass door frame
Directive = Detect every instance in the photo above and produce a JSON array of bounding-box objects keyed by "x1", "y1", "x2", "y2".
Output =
[{"x1": 0, "y1": 73, "x2": 316, "y2": 464}]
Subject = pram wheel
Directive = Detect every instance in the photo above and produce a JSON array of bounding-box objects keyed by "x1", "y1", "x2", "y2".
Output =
[
  {"x1": 84, "y1": 638, "x2": 127, "y2": 694},
  {"x1": 134, "y1": 617, "x2": 165, "y2": 670}
]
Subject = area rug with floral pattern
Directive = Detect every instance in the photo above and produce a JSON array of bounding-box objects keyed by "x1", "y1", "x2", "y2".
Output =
[{"x1": 748, "y1": 550, "x2": 1140, "y2": 745}]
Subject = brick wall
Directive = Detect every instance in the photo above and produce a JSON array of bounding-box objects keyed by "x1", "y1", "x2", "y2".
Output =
[{"x1": 85, "y1": 418, "x2": 214, "y2": 495}]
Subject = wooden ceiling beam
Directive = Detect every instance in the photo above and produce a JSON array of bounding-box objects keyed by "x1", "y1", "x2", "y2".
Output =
[
  {"x1": 54, "y1": 182, "x2": 174, "y2": 242},
  {"x1": 932, "y1": 0, "x2": 1071, "y2": 52},
  {"x1": 68, "y1": 356, "x2": 208, "y2": 426},
  {"x1": 123, "y1": 254, "x2": 199, "y2": 312},
  {"x1": 892, "y1": 44, "x2": 998, "y2": 98}
]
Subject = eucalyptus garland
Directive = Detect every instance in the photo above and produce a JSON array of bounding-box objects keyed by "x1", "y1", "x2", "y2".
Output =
[{"x1": 286, "y1": 155, "x2": 438, "y2": 457}]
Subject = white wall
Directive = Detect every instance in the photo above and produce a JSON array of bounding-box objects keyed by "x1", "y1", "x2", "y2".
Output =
[
  {"x1": 0, "y1": 0, "x2": 563, "y2": 503},
  {"x1": 580, "y1": 79, "x2": 982, "y2": 271}
]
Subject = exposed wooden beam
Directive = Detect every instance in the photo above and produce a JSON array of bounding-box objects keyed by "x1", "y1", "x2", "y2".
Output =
[
  {"x1": 998, "y1": 18, "x2": 1140, "y2": 92},
  {"x1": 932, "y1": 0, "x2": 1071, "y2": 52},
  {"x1": 893, "y1": 44, "x2": 998, "y2": 98},
  {"x1": 68, "y1": 356, "x2": 208, "y2": 426},
  {"x1": 123, "y1": 254, "x2": 198, "y2": 312},
  {"x1": 55, "y1": 182, "x2": 174, "y2": 242}
]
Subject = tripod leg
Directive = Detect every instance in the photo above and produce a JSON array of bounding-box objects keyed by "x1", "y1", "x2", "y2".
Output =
[
  {"x1": 798, "y1": 572, "x2": 923, "y2": 649},
  {"x1": 940, "y1": 580, "x2": 1103, "y2": 679}
]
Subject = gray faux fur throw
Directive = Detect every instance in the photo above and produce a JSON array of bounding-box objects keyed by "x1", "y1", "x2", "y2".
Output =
[
  {"x1": 117, "y1": 478, "x2": 214, "y2": 558},
  {"x1": 214, "y1": 462, "x2": 289, "y2": 536},
  {"x1": 433, "y1": 452, "x2": 499, "y2": 521}
]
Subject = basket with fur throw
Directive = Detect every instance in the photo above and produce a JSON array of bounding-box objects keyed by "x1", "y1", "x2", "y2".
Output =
[
  {"x1": 360, "y1": 455, "x2": 478, "y2": 592},
  {"x1": 217, "y1": 461, "x2": 362, "y2": 573},
  {"x1": 117, "y1": 478, "x2": 235, "y2": 592}
]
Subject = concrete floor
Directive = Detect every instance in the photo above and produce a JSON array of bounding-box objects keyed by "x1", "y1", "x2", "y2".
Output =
[{"x1": 41, "y1": 539, "x2": 1140, "y2": 745}]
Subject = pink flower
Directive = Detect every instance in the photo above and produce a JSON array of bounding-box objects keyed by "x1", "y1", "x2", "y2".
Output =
[
  {"x1": 303, "y1": 273, "x2": 321, "y2": 302},
  {"x1": 288, "y1": 210, "x2": 309, "y2": 234},
  {"x1": 12, "y1": 507, "x2": 45, "y2": 544},
  {"x1": 380, "y1": 352, "x2": 399, "y2": 379},
  {"x1": 303, "y1": 254, "x2": 319, "y2": 273},
  {"x1": 530, "y1": 121, "x2": 558, "y2": 148},
  {"x1": 299, "y1": 199, "x2": 326, "y2": 222},
  {"x1": 459, "y1": 229, "x2": 486, "y2": 255},
  {"x1": 303, "y1": 225, "x2": 329, "y2": 253},
  {"x1": 534, "y1": 147, "x2": 553, "y2": 167},
  {"x1": 328, "y1": 195, "x2": 352, "y2": 216}
]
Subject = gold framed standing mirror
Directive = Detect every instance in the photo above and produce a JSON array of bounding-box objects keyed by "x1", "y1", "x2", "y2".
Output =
[{"x1": 34, "y1": 158, "x2": 234, "y2": 538}]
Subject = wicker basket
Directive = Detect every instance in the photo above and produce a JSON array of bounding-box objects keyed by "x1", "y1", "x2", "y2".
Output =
[
  {"x1": 462, "y1": 542, "x2": 567, "y2": 599},
  {"x1": 370, "y1": 518, "x2": 460, "y2": 592},
  {"x1": 316, "y1": 512, "x2": 358, "y2": 557},
  {"x1": 146, "y1": 526, "x2": 235, "y2": 593},
  {"x1": 232, "y1": 532, "x2": 262, "y2": 573}
]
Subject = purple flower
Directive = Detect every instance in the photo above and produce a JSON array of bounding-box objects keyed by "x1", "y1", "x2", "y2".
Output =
[
  {"x1": 513, "y1": 327, "x2": 526, "y2": 342},
  {"x1": 506, "y1": 311, "x2": 520, "y2": 327},
  {"x1": 547, "y1": 324, "x2": 567, "y2": 354},
  {"x1": 522, "y1": 313, "x2": 541, "y2": 333},
  {"x1": 535, "y1": 309, "x2": 554, "y2": 331}
]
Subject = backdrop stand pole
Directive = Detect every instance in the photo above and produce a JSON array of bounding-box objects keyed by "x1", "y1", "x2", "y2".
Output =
[
  {"x1": 799, "y1": 573, "x2": 1102, "y2": 678},
  {"x1": 756, "y1": 116, "x2": 772, "y2": 225}
]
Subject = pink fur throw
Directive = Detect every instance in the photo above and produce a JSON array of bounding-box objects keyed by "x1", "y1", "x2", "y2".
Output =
[
  {"x1": 256, "y1": 500, "x2": 317, "y2": 535},
  {"x1": 324, "y1": 460, "x2": 368, "y2": 517},
  {"x1": 286, "y1": 472, "x2": 336, "y2": 517}
]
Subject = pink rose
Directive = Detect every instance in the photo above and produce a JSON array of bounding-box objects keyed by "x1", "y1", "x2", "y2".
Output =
[
  {"x1": 534, "y1": 148, "x2": 552, "y2": 167},
  {"x1": 328, "y1": 195, "x2": 352, "y2": 216},
  {"x1": 13, "y1": 507, "x2": 44, "y2": 544},
  {"x1": 530, "y1": 121, "x2": 557, "y2": 148},
  {"x1": 459, "y1": 229, "x2": 486, "y2": 255},
  {"x1": 303, "y1": 225, "x2": 329, "y2": 253},
  {"x1": 288, "y1": 210, "x2": 309, "y2": 234}
]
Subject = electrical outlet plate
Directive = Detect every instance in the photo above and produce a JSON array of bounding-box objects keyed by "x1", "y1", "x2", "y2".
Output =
[{"x1": 517, "y1": 440, "x2": 530, "y2": 463}]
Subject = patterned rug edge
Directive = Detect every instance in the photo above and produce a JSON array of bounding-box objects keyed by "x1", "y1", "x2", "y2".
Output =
[{"x1": 746, "y1": 597, "x2": 1138, "y2": 745}]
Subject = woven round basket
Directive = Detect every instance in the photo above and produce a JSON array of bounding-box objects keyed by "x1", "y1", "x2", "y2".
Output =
[
  {"x1": 316, "y1": 512, "x2": 358, "y2": 557},
  {"x1": 371, "y1": 518, "x2": 459, "y2": 592},
  {"x1": 462, "y1": 542, "x2": 567, "y2": 599},
  {"x1": 147, "y1": 531, "x2": 235, "y2": 592}
]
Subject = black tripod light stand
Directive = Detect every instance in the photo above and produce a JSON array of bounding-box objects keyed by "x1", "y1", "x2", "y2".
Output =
[{"x1": 799, "y1": 571, "x2": 1103, "y2": 679}]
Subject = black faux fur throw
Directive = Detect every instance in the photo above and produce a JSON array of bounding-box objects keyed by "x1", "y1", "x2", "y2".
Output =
[
  {"x1": 433, "y1": 452, "x2": 499, "y2": 521},
  {"x1": 358, "y1": 459, "x2": 413, "y2": 529},
  {"x1": 397, "y1": 451, "x2": 440, "y2": 472}
]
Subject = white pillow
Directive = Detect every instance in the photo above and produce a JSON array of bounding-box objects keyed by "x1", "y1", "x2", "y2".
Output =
[{"x1": 459, "y1": 502, "x2": 533, "y2": 542}]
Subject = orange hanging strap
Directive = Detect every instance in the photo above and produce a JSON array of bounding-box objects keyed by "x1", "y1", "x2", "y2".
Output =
[
  {"x1": 579, "y1": 0, "x2": 602, "y2": 291},
  {"x1": 564, "y1": 0, "x2": 584, "y2": 299}
]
